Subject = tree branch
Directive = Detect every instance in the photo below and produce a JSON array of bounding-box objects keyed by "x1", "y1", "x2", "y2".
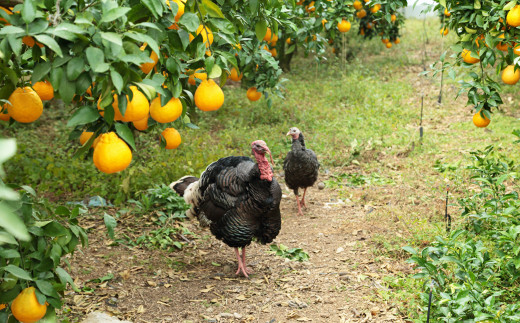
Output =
[{"x1": 0, "y1": 0, "x2": 23, "y2": 8}]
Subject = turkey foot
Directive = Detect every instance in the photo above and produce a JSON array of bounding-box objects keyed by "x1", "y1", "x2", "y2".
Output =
[
  {"x1": 234, "y1": 248, "x2": 253, "y2": 277},
  {"x1": 295, "y1": 195, "x2": 304, "y2": 216}
]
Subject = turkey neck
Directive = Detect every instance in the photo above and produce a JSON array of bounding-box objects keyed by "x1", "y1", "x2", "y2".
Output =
[
  {"x1": 253, "y1": 151, "x2": 273, "y2": 181},
  {"x1": 292, "y1": 134, "x2": 306, "y2": 151}
]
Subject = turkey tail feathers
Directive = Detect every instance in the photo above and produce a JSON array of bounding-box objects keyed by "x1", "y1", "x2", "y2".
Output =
[
  {"x1": 170, "y1": 176, "x2": 198, "y2": 196},
  {"x1": 170, "y1": 176, "x2": 201, "y2": 219}
]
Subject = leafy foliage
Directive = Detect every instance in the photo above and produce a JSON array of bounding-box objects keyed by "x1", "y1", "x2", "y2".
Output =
[
  {"x1": 270, "y1": 243, "x2": 309, "y2": 262},
  {"x1": 0, "y1": 188, "x2": 88, "y2": 320},
  {"x1": 405, "y1": 144, "x2": 520, "y2": 322}
]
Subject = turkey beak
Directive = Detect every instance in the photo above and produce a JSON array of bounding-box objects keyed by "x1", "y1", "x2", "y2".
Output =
[{"x1": 286, "y1": 131, "x2": 291, "y2": 136}]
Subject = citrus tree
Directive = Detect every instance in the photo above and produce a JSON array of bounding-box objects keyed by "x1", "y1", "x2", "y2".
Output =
[
  {"x1": 431, "y1": 0, "x2": 520, "y2": 127},
  {"x1": 0, "y1": 0, "x2": 297, "y2": 174}
]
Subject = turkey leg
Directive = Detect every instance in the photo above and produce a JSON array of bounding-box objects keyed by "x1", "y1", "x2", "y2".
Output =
[
  {"x1": 300, "y1": 188, "x2": 308, "y2": 207},
  {"x1": 234, "y1": 247, "x2": 253, "y2": 277},
  {"x1": 295, "y1": 195, "x2": 304, "y2": 216}
]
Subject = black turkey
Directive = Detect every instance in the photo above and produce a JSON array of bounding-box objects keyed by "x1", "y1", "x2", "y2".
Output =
[
  {"x1": 283, "y1": 127, "x2": 320, "y2": 216},
  {"x1": 170, "y1": 140, "x2": 281, "y2": 277}
]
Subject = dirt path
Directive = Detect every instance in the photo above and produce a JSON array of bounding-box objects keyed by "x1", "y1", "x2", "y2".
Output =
[{"x1": 66, "y1": 177, "x2": 414, "y2": 322}]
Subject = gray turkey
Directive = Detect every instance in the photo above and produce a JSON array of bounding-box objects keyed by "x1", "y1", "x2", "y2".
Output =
[
  {"x1": 170, "y1": 140, "x2": 281, "y2": 277},
  {"x1": 283, "y1": 127, "x2": 320, "y2": 216}
]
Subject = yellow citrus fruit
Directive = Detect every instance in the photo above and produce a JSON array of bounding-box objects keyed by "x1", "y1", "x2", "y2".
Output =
[
  {"x1": 0, "y1": 303, "x2": 6, "y2": 310},
  {"x1": 321, "y1": 18, "x2": 327, "y2": 28},
  {"x1": 286, "y1": 37, "x2": 292, "y2": 44},
  {"x1": 473, "y1": 111, "x2": 490, "y2": 128},
  {"x1": 93, "y1": 132, "x2": 132, "y2": 173},
  {"x1": 32, "y1": 80, "x2": 54, "y2": 101},
  {"x1": 189, "y1": 25, "x2": 213, "y2": 48},
  {"x1": 166, "y1": 0, "x2": 185, "y2": 22},
  {"x1": 229, "y1": 67, "x2": 243, "y2": 82},
  {"x1": 7, "y1": 87, "x2": 43, "y2": 123},
  {"x1": 270, "y1": 33, "x2": 279, "y2": 45},
  {"x1": 98, "y1": 86, "x2": 149, "y2": 122},
  {"x1": 394, "y1": 37, "x2": 401, "y2": 44},
  {"x1": 360, "y1": 28, "x2": 365, "y2": 35},
  {"x1": 382, "y1": 38, "x2": 389, "y2": 44},
  {"x1": 150, "y1": 96, "x2": 182, "y2": 123},
  {"x1": 444, "y1": 8, "x2": 450, "y2": 17},
  {"x1": 496, "y1": 34, "x2": 509, "y2": 51},
  {"x1": 0, "y1": 104, "x2": 10, "y2": 121},
  {"x1": 263, "y1": 27, "x2": 272, "y2": 42},
  {"x1": 305, "y1": 1, "x2": 315, "y2": 12},
  {"x1": 194, "y1": 79, "x2": 225, "y2": 111},
  {"x1": 337, "y1": 19, "x2": 351, "y2": 33},
  {"x1": 133, "y1": 114, "x2": 149, "y2": 131},
  {"x1": 507, "y1": 5, "x2": 520, "y2": 27},
  {"x1": 370, "y1": 3, "x2": 381, "y2": 13},
  {"x1": 79, "y1": 131, "x2": 94, "y2": 146},
  {"x1": 161, "y1": 127, "x2": 182, "y2": 149},
  {"x1": 514, "y1": 44, "x2": 520, "y2": 55},
  {"x1": 246, "y1": 87, "x2": 262, "y2": 102},
  {"x1": 11, "y1": 287, "x2": 47, "y2": 323},
  {"x1": 188, "y1": 68, "x2": 208, "y2": 86},
  {"x1": 353, "y1": 0, "x2": 362, "y2": 10},
  {"x1": 461, "y1": 49, "x2": 479, "y2": 64},
  {"x1": 501, "y1": 65, "x2": 520, "y2": 85},
  {"x1": 391, "y1": 14, "x2": 396, "y2": 22},
  {"x1": 356, "y1": 9, "x2": 367, "y2": 18},
  {"x1": 22, "y1": 36, "x2": 35, "y2": 47},
  {"x1": 140, "y1": 44, "x2": 159, "y2": 74},
  {"x1": 440, "y1": 28, "x2": 448, "y2": 36},
  {"x1": 270, "y1": 48, "x2": 278, "y2": 57},
  {"x1": 386, "y1": 42, "x2": 392, "y2": 48}
]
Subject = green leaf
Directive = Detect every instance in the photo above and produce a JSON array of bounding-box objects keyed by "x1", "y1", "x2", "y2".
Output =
[
  {"x1": 66, "y1": 57, "x2": 85, "y2": 81},
  {"x1": 86, "y1": 47, "x2": 110, "y2": 73},
  {"x1": 43, "y1": 221, "x2": 68, "y2": 237},
  {"x1": 103, "y1": 213, "x2": 117, "y2": 240},
  {"x1": 100, "y1": 7, "x2": 131, "y2": 23},
  {"x1": 0, "y1": 65, "x2": 18, "y2": 86},
  {"x1": 34, "y1": 35, "x2": 63, "y2": 57},
  {"x1": 255, "y1": 20, "x2": 267, "y2": 42},
  {"x1": 0, "y1": 138, "x2": 16, "y2": 164},
  {"x1": 59, "y1": 74, "x2": 76, "y2": 103},
  {"x1": 0, "y1": 205, "x2": 30, "y2": 242},
  {"x1": 55, "y1": 267, "x2": 80, "y2": 292},
  {"x1": 504, "y1": 0, "x2": 517, "y2": 11},
  {"x1": 110, "y1": 68, "x2": 124, "y2": 94},
  {"x1": 67, "y1": 106, "x2": 100, "y2": 127},
  {"x1": 201, "y1": 0, "x2": 225, "y2": 18},
  {"x1": 22, "y1": 0, "x2": 36, "y2": 24},
  {"x1": 141, "y1": 0, "x2": 163, "y2": 19},
  {"x1": 35, "y1": 280, "x2": 60, "y2": 298},
  {"x1": 100, "y1": 32, "x2": 123, "y2": 48},
  {"x1": 133, "y1": 82, "x2": 156, "y2": 100},
  {"x1": 249, "y1": 0, "x2": 259, "y2": 13},
  {"x1": 402, "y1": 246, "x2": 417, "y2": 255},
  {"x1": 3, "y1": 264, "x2": 33, "y2": 280},
  {"x1": 178, "y1": 12, "x2": 200, "y2": 32},
  {"x1": 211, "y1": 19, "x2": 235, "y2": 34},
  {"x1": 208, "y1": 64, "x2": 221, "y2": 78},
  {"x1": 0, "y1": 26, "x2": 24, "y2": 35},
  {"x1": 31, "y1": 62, "x2": 52, "y2": 84},
  {"x1": 115, "y1": 123, "x2": 136, "y2": 150}
]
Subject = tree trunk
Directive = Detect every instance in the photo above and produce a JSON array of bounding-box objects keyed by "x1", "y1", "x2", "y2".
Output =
[{"x1": 278, "y1": 38, "x2": 295, "y2": 73}]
